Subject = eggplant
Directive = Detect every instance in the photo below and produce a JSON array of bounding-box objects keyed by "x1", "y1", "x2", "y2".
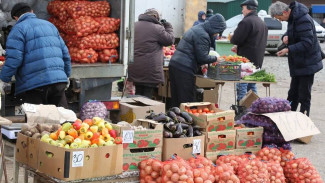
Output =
[
  {"x1": 166, "y1": 111, "x2": 177, "y2": 120},
  {"x1": 187, "y1": 125, "x2": 194, "y2": 137},
  {"x1": 194, "y1": 129, "x2": 202, "y2": 136},
  {"x1": 170, "y1": 107, "x2": 181, "y2": 115},
  {"x1": 180, "y1": 112, "x2": 193, "y2": 124},
  {"x1": 176, "y1": 116, "x2": 186, "y2": 123},
  {"x1": 163, "y1": 130, "x2": 173, "y2": 138},
  {"x1": 164, "y1": 122, "x2": 176, "y2": 131},
  {"x1": 180, "y1": 123, "x2": 189, "y2": 129},
  {"x1": 173, "y1": 123, "x2": 183, "y2": 138},
  {"x1": 153, "y1": 114, "x2": 170, "y2": 122},
  {"x1": 145, "y1": 112, "x2": 156, "y2": 119}
]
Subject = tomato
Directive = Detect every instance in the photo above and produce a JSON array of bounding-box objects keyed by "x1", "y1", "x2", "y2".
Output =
[
  {"x1": 203, "y1": 108, "x2": 210, "y2": 113},
  {"x1": 198, "y1": 109, "x2": 203, "y2": 113}
]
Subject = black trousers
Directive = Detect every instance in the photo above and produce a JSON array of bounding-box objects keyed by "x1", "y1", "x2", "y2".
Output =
[
  {"x1": 19, "y1": 82, "x2": 68, "y2": 108},
  {"x1": 169, "y1": 65, "x2": 195, "y2": 108},
  {"x1": 135, "y1": 84, "x2": 155, "y2": 99},
  {"x1": 287, "y1": 74, "x2": 314, "y2": 116}
]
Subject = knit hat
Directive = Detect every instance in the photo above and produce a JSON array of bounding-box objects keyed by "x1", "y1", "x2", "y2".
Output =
[
  {"x1": 144, "y1": 8, "x2": 160, "y2": 21},
  {"x1": 11, "y1": 3, "x2": 31, "y2": 19},
  {"x1": 207, "y1": 14, "x2": 226, "y2": 35}
]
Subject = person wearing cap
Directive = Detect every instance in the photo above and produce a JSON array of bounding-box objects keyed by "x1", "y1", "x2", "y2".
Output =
[
  {"x1": 0, "y1": 3, "x2": 71, "y2": 108},
  {"x1": 169, "y1": 14, "x2": 226, "y2": 108},
  {"x1": 230, "y1": 0, "x2": 268, "y2": 104},
  {"x1": 269, "y1": 1, "x2": 323, "y2": 116},
  {"x1": 193, "y1": 11, "x2": 206, "y2": 26},
  {"x1": 206, "y1": 9, "x2": 214, "y2": 20},
  {"x1": 128, "y1": 8, "x2": 174, "y2": 98}
]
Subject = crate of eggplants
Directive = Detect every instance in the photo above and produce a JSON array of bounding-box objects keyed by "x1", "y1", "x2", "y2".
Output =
[{"x1": 145, "y1": 107, "x2": 202, "y2": 138}]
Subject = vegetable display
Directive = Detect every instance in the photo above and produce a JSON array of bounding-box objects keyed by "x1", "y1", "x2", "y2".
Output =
[{"x1": 243, "y1": 69, "x2": 276, "y2": 82}]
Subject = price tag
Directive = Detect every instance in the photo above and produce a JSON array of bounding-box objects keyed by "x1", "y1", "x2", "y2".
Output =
[
  {"x1": 122, "y1": 130, "x2": 134, "y2": 144},
  {"x1": 192, "y1": 139, "x2": 201, "y2": 154},
  {"x1": 72, "y1": 151, "x2": 84, "y2": 167},
  {"x1": 22, "y1": 103, "x2": 37, "y2": 113}
]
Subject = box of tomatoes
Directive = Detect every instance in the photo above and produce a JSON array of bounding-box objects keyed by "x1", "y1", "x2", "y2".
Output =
[{"x1": 180, "y1": 102, "x2": 235, "y2": 132}]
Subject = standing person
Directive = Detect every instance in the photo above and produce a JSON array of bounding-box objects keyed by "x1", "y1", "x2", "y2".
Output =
[
  {"x1": 206, "y1": 9, "x2": 214, "y2": 19},
  {"x1": 169, "y1": 14, "x2": 226, "y2": 108},
  {"x1": 128, "y1": 8, "x2": 174, "y2": 99},
  {"x1": 193, "y1": 11, "x2": 206, "y2": 26},
  {"x1": 230, "y1": 0, "x2": 268, "y2": 103},
  {"x1": 269, "y1": 1, "x2": 323, "y2": 116},
  {"x1": 0, "y1": 3, "x2": 71, "y2": 108}
]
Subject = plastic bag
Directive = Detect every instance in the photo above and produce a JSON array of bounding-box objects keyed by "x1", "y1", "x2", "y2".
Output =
[
  {"x1": 95, "y1": 17, "x2": 121, "y2": 34},
  {"x1": 237, "y1": 159, "x2": 270, "y2": 183},
  {"x1": 98, "y1": 49, "x2": 119, "y2": 63},
  {"x1": 161, "y1": 156, "x2": 194, "y2": 183},
  {"x1": 68, "y1": 47, "x2": 98, "y2": 63},
  {"x1": 284, "y1": 158, "x2": 323, "y2": 183},
  {"x1": 139, "y1": 158, "x2": 162, "y2": 183}
]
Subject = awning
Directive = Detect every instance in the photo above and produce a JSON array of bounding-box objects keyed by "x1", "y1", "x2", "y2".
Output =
[{"x1": 312, "y1": 5, "x2": 325, "y2": 13}]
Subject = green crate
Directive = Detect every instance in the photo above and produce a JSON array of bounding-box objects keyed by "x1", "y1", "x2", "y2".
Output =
[
  {"x1": 207, "y1": 63, "x2": 241, "y2": 81},
  {"x1": 215, "y1": 40, "x2": 234, "y2": 56}
]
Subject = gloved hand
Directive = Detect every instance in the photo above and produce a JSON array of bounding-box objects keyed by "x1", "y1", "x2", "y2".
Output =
[
  {"x1": 160, "y1": 19, "x2": 172, "y2": 28},
  {"x1": 0, "y1": 80, "x2": 10, "y2": 94},
  {"x1": 65, "y1": 78, "x2": 70, "y2": 90}
]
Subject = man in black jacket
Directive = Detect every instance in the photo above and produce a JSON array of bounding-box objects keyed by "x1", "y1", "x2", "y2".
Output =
[
  {"x1": 230, "y1": 0, "x2": 268, "y2": 103},
  {"x1": 169, "y1": 14, "x2": 226, "y2": 108},
  {"x1": 269, "y1": 1, "x2": 323, "y2": 116}
]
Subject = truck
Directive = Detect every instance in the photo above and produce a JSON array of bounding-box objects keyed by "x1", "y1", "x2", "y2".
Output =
[{"x1": 0, "y1": 0, "x2": 207, "y2": 117}]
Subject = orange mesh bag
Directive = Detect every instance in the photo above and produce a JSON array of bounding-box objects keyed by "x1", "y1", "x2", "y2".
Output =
[
  {"x1": 63, "y1": 35, "x2": 80, "y2": 48},
  {"x1": 98, "y1": 49, "x2": 119, "y2": 63},
  {"x1": 216, "y1": 155, "x2": 244, "y2": 174},
  {"x1": 47, "y1": 1, "x2": 69, "y2": 21},
  {"x1": 94, "y1": 17, "x2": 121, "y2": 34},
  {"x1": 69, "y1": 47, "x2": 98, "y2": 63},
  {"x1": 237, "y1": 159, "x2": 270, "y2": 183},
  {"x1": 188, "y1": 155, "x2": 215, "y2": 183},
  {"x1": 256, "y1": 147, "x2": 282, "y2": 164},
  {"x1": 265, "y1": 161, "x2": 286, "y2": 183},
  {"x1": 66, "y1": 1, "x2": 110, "y2": 19},
  {"x1": 214, "y1": 162, "x2": 240, "y2": 183},
  {"x1": 79, "y1": 33, "x2": 119, "y2": 50},
  {"x1": 64, "y1": 16, "x2": 100, "y2": 37},
  {"x1": 139, "y1": 158, "x2": 163, "y2": 183},
  {"x1": 48, "y1": 17, "x2": 66, "y2": 32},
  {"x1": 284, "y1": 158, "x2": 323, "y2": 183},
  {"x1": 161, "y1": 156, "x2": 194, "y2": 183},
  {"x1": 279, "y1": 148, "x2": 295, "y2": 168}
]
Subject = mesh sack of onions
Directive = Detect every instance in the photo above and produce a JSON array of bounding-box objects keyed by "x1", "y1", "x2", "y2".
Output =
[
  {"x1": 256, "y1": 147, "x2": 282, "y2": 164},
  {"x1": 80, "y1": 101, "x2": 107, "y2": 121},
  {"x1": 250, "y1": 97, "x2": 291, "y2": 114},
  {"x1": 214, "y1": 162, "x2": 240, "y2": 183},
  {"x1": 68, "y1": 47, "x2": 98, "y2": 63},
  {"x1": 98, "y1": 49, "x2": 119, "y2": 63},
  {"x1": 265, "y1": 161, "x2": 286, "y2": 183},
  {"x1": 216, "y1": 155, "x2": 244, "y2": 174},
  {"x1": 66, "y1": 1, "x2": 110, "y2": 19},
  {"x1": 95, "y1": 17, "x2": 121, "y2": 34},
  {"x1": 237, "y1": 159, "x2": 270, "y2": 183},
  {"x1": 139, "y1": 158, "x2": 162, "y2": 183},
  {"x1": 161, "y1": 156, "x2": 194, "y2": 183},
  {"x1": 64, "y1": 16, "x2": 100, "y2": 37}
]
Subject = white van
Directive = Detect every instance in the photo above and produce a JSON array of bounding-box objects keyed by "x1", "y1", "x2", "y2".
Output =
[
  {"x1": 313, "y1": 20, "x2": 325, "y2": 43},
  {"x1": 223, "y1": 10, "x2": 287, "y2": 54}
]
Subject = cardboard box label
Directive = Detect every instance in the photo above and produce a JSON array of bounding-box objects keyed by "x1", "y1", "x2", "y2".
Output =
[
  {"x1": 122, "y1": 130, "x2": 134, "y2": 144},
  {"x1": 193, "y1": 139, "x2": 202, "y2": 154},
  {"x1": 205, "y1": 130, "x2": 236, "y2": 152},
  {"x1": 123, "y1": 147, "x2": 162, "y2": 171},
  {"x1": 236, "y1": 127, "x2": 263, "y2": 149},
  {"x1": 72, "y1": 151, "x2": 84, "y2": 167},
  {"x1": 261, "y1": 111, "x2": 320, "y2": 141}
]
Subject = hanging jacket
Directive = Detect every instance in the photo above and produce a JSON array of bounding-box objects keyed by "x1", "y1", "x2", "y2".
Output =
[{"x1": 0, "y1": 13, "x2": 71, "y2": 95}]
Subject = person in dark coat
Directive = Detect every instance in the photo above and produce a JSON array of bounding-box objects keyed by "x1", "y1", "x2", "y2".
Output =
[
  {"x1": 0, "y1": 3, "x2": 71, "y2": 108},
  {"x1": 230, "y1": 0, "x2": 268, "y2": 103},
  {"x1": 269, "y1": 1, "x2": 323, "y2": 116},
  {"x1": 169, "y1": 14, "x2": 226, "y2": 108},
  {"x1": 128, "y1": 8, "x2": 174, "y2": 98},
  {"x1": 206, "y1": 9, "x2": 214, "y2": 19},
  {"x1": 193, "y1": 11, "x2": 206, "y2": 26}
]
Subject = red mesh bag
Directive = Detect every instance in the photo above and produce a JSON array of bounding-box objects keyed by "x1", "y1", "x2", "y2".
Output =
[
  {"x1": 265, "y1": 161, "x2": 286, "y2": 183},
  {"x1": 188, "y1": 155, "x2": 215, "y2": 183},
  {"x1": 284, "y1": 158, "x2": 323, "y2": 183},
  {"x1": 279, "y1": 148, "x2": 295, "y2": 168},
  {"x1": 256, "y1": 147, "x2": 282, "y2": 164},
  {"x1": 47, "y1": 1, "x2": 69, "y2": 21},
  {"x1": 79, "y1": 33, "x2": 119, "y2": 50},
  {"x1": 69, "y1": 47, "x2": 98, "y2": 63},
  {"x1": 94, "y1": 17, "x2": 121, "y2": 34},
  {"x1": 98, "y1": 49, "x2": 119, "y2": 63},
  {"x1": 161, "y1": 156, "x2": 194, "y2": 183},
  {"x1": 48, "y1": 17, "x2": 66, "y2": 32},
  {"x1": 188, "y1": 155, "x2": 214, "y2": 169},
  {"x1": 63, "y1": 35, "x2": 80, "y2": 48},
  {"x1": 66, "y1": 1, "x2": 110, "y2": 19},
  {"x1": 139, "y1": 158, "x2": 162, "y2": 183},
  {"x1": 216, "y1": 155, "x2": 244, "y2": 174},
  {"x1": 237, "y1": 159, "x2": 270, "y2": 183},
  {"x1": 64, "y1": 16, "x2": 100, "y2": 37},
  {"x1": 214, "y1": 162, "x2": 240, "y2": 183}
]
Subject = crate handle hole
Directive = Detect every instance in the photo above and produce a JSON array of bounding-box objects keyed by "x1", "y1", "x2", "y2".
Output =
[
  {"x1": 105, "y1": 153, "x2": 110, "y2": 158},
  {"x1": 86, "y1": 155, "x2": 90, "y2": 160},
  {"x1": 247, "y1": 132, "x2": 254, "y2": 135}
]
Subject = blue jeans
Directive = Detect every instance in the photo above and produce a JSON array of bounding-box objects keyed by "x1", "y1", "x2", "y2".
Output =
[{"x1": 236, "y1": 83, "x2": 257, "y2": 102}]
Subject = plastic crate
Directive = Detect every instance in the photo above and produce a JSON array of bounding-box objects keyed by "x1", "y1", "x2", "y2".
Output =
[
  {"x1": 207, "y1": 63, "x2": 241, "y2": 81},
  {"x1": 215, "y1": 40, "x2": 234, "y2": 56}
]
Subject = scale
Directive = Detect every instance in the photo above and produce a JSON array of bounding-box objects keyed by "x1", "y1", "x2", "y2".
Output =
[{"x1": 1, "y1": 123, "x2": 24, "y2": 140}]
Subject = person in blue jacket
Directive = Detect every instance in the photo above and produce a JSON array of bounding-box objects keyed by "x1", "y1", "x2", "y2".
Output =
[
  {"x1": 0, "y1": 3, "x2": 71, "y2": 108},
  {"x1": 269, "y1": 1, "x2": 323, "y2": 116},
  {"x1": 193, "y1": 11, "x2": 206, "y2": 26}
]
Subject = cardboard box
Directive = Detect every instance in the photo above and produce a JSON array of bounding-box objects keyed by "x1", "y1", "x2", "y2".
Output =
[
  {"x1": 204, "y1": 130, "x2": 236, "y2": 152},
  {"x1": 119, "y1": 97, "x2": 165, "y2": 123},
  {"x1": 239, "y1": 90, "x2": 259, "y2": 108},
  {"x1": 261, "y1": 111, "x2": 320, "y2": 143},
  {"x1": 180, "y1": 102, "x2": 235, "y2": 132},
  {"x1": 236, "y1": 127, "x2": 263, "y2": 149},
  {"x1": 15, "y1": 133, "x2": 39, "y2": 169},
  {"x1": 297, "y1": 136, "x2": 313, "y2": 144},
  {"x1": 123, "y1": 147, "x2": 162, "y2": 171},
  {"x1": 203, "y1": 87, "x2": 219, "y2": 104},
  {"x1": 158, "y1": 82, "x2": 171, "y2": 98},
  {"x1": 37, "y1": 141, "x2": 123, "y2": 181},
  {"x1": 205, "y1": 150, "x2": 235, "y2": 162},
  {"x1": 195, "y1": 76, "x2": 219, "y2": 88},
  {"x1": 234, "y1": 147, "x2": 260, "y2": 155},
  {"x1": 113, "y1": 119, "x2": 163, "y2": 149},
  {"x1": 162, "y1": 135, "x2": 205, "y2": 161}
]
